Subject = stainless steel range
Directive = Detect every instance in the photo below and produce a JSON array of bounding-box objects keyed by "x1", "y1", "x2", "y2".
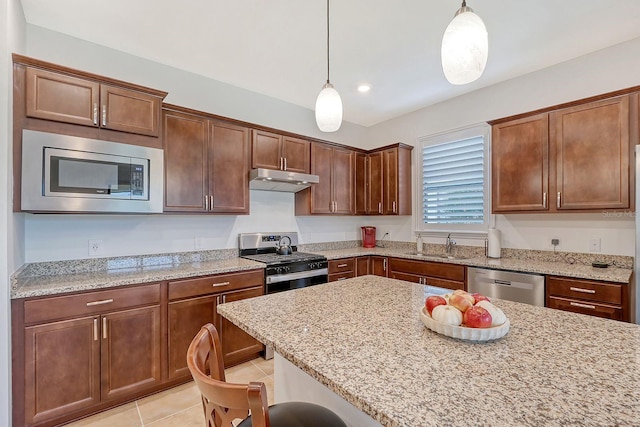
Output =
[{"x1": 239, "y1": 232, "x2": 328, "y2": 294}]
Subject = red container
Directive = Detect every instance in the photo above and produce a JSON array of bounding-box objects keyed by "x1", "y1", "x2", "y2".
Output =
[{"x1": 361, "y1": 226, "x2": 376, "y2": 248}]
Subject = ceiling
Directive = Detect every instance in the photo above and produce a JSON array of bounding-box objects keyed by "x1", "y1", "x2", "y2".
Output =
[{"x1": 20, "y1": 0, "x2": 640, "y2": 127}]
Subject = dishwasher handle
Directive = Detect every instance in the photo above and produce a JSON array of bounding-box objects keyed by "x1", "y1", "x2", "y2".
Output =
[{"x1": 494, "y1": 279, "x2": 511, "y2": 286}]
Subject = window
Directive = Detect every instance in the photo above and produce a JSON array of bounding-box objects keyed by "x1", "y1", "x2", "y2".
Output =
[{"x1": 416, "y1": 124, "x2": 490, "y2": 234}]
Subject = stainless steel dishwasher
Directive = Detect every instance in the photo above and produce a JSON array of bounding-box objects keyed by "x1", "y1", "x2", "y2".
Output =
[{"x1": 467, "y1": 267, "x2": 545, "y2": 306}]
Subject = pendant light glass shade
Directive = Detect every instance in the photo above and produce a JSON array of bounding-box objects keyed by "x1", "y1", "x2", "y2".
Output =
[
  {"x1": 315, "y1": 0, "x2": 342, "y2": 132},
  {"x1": 441, "y1": 3, "x2": 488, "y2": 85},
  {"x1": 315, "y1": 82, "x2": 343, "y2": 132}
]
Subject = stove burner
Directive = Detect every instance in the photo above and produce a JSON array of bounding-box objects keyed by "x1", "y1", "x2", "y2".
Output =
[{"x1": 240, "y1": 251, "x2": 326, "y2": 265}]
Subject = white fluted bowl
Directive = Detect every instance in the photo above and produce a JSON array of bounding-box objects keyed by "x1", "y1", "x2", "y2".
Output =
[{"x1": 420, "y1": 307, "x2": 510, "y2": 341}]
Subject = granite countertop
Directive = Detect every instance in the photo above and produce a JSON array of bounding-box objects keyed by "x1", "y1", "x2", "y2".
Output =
[
  {"x1": 11, "y1": 244, "x2": 633, "y2": 299},
  {"x1": 314, "y1": 247, "x2": 633, "y2": 283},
  {"x1": 11, "y1": 256, "x2": 264, "y2": 299},
  {"x1": 218, "y1": 276, "x2": 640, "y2": 427}
]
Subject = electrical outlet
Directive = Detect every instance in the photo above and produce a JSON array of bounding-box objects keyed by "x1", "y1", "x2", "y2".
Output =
[
  {"x1": 88, "y1": 239, "x2": 104, "y2": 257},
  {"x1": 551, "y1": 238, "x2": 560, "y2": 246},
  {"x1": 589, "y1": 238, "x2": 601, "y2": 253}
]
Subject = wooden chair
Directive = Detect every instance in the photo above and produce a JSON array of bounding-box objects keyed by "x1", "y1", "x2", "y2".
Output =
[{"x1": 187, "y1": 323, "x2": 348, "y2": 427}]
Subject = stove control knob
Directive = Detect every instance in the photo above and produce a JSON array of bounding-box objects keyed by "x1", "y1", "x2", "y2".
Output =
[
  {"x1": 285, "y1": 266, "x2": 291, "y2": 272},
  {"x1": 309, "y1": 262, "x2": 315, "y2": 269}
]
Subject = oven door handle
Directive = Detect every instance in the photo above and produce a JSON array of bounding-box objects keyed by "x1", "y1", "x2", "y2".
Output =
[{"x1": 266, "y1": 268, "x2": 328, "y2": 284}]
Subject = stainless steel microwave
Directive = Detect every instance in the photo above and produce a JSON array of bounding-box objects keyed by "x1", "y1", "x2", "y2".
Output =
[{"x1": 21, "y1": 130, "x2": 164, "y2": 213}]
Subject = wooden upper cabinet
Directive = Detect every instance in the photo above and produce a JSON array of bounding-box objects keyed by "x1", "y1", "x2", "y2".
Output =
[
  {"x1": 163, "y1": 106, "x2": 250, "y2": 214},
  {"x1": 209, "y1": 121, "x2": 250, "y2": 213},
  {"x1": 296, "y1": 142, "x2": 355, "y2": 215},
  {"x1": 379, "y1": 145, "x2": 412, "y2": 216},
  {"x1": 24, "y1": 65, "x2": 163, "y2": 137},
  {"x1": 163, "y1": 110, "x2": 208, "y2": 212},
  {"x1": 25, "y1": 67, "x2": 99, "y2": 127},
  {"x1": 251, "y1": 129, "x2": 310, "y2": 173},
  {"x1": 551, "y1": 96, "x2": 630, "y2": 210},
  {"x1": 354, "y1": 152, "x2": 368, "y2": 215},
  {"x1": 492, "y1": 94, "x2": 632, "y2": 213},
  {"x1": 492, "y1": 114, "x2": 550, "y2": 212},
  {"x1": 367, "y1": 151, "x2": 384, "y2": 215},
  {"x1": 99, "y1": 85, "x2": 160, "y2": 136},
  {"x1": 383, "y1": 148, "x2": 399, "y2": 215}
]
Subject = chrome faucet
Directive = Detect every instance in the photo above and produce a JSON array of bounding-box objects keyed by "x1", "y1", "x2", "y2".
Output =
[{"x1": 445, "y1": 233, "x2": 456, "y2": 254}]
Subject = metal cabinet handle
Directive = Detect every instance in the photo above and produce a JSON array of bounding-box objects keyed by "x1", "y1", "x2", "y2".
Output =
[
  {"x1": 216, "y1": 296, "x2": 221, "y2": 305},
  {"x1": 284, "y1": 157, "x2": 287, "y2": 171},
  {"x1": 570, "y1": 301, "x2": 596, "y2": 310},
  {"x1": 543, "y1": 192, "x2": 547, "y2": 208},
  {"x1": 280, "y1": 157, "x2": 283, "y2": 170},
  {"x1": 222, "y1": 295, "x2": 227, "y2": 303},
  {"x1": 383, "y1": 258, "x2": 387, "y2": 271},
  {"x1": 337, "y1": 277, "x2": 348, "y2": 281},
  {"x1": 209, "y1": 195, "x2": 214, "y2": 210},
  {"x1": 102, "y1": 317, "x2": 107, "y2": 339},
  {"x1": 569, "y1": 287, "x2": 596, "y2": 294},
  {"x1": 93, "y1": 103, "x2": 98, "y2": 125},
  {"x1": 557, "y1": 192, "x2": 561, "y2": 208},
  {"x1": 337, "y1": 264, "x2": 348, "y2": 268},
  {"x1": 86, "y1": 299, "x2": 113, "y2": 307},
  {"x1": 378, "y1": 202, "x2": 382, "y2": 214},
  {"x1": 93, "y1": 318, "x2": 98, "y2": 341},
  {"x1": 102, "y1": 105, "x2": 107, "y2": 126},
  {"x1": 392, "y1": 201, "x2": 396, "y2": 213},
  {"x1": 205, "y1": 195, "x2": 209, "y2": 211},
  {"x1": 212, "y1": 281, "x2": 230, "y2": 287}
]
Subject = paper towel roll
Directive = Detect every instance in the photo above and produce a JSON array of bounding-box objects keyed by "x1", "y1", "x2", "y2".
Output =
[{"x1": 487, "y1": 228, "x2": 501, "y2": 258}]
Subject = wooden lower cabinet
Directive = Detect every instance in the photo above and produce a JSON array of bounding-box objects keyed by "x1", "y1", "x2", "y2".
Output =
[
  {"x1": 388, "y1": 258, "x2": 465, "y2": 289},
  {"x1": 371, "y1": 256, "x2": 388, "y2": 277},
  {"x1": 546, "y1": 276, "x2": 628, "y2": 321},
  {"x1": 328, "y1": 258, "x2": 356, "y2": 282},
  {"x1": 17, "y1": 284, "x2": 162, "y2": 427},
  {"x1": 167, "y1": 269, "x2": 264, "y2": 381},
  {"x1": 356, "y1": 256, "x2": 370, "y2": 276},
  {"x1": 14, "y1": 270, "x2": 265, "y2": 427}
]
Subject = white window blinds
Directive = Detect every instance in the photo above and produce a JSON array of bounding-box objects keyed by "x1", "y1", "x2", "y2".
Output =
[{"x1": 422, "y1": 136, "x2": 485, "y2": 224}]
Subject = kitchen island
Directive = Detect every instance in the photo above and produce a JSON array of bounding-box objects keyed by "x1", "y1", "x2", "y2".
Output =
[{"x1": 218, "y1": 276, "x2": 640, "y2": 426}]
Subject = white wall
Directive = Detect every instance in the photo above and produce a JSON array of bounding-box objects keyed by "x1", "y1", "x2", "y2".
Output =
[
  {"x1": 366, "y1": 37, "x2": 640, "y2": 256},
  {"x1": 2, "y1": 0, "x2": 26, "y2": 424}
]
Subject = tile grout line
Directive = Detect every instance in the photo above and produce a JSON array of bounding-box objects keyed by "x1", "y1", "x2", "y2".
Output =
[{"x1": 135, "y1": 400, "x2": 144, "y2": 426}]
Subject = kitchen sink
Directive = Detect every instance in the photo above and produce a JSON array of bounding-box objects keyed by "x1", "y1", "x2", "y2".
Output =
[{"x1": 404, "y1": 252, "x2": 468, "y2": 260}]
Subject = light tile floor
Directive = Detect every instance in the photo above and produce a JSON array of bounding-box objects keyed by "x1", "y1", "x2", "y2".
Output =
[{"x1": 64, "y1": 357, "x2": 274, "y2": 427}]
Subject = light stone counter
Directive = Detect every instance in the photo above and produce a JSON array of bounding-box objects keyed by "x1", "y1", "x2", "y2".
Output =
[
  {"x1": 11, "y1": 256, "x2": 264, "y2": 299},
  {"x1": 311, "y1": 247, "x2": 633, "y2": 283},
  {"x1": 218, "y1": 276, "x2": 640, "y2": 427}
]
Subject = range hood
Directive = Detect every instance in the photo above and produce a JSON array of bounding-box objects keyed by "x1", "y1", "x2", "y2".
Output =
[{"x1": 249, "y1": 168, "x2": 319, "y2": 192}]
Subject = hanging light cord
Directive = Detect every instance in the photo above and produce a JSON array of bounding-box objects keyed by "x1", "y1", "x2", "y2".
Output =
[{"x1": 326, "y1": 0, "x2": 331, "y2": 84}]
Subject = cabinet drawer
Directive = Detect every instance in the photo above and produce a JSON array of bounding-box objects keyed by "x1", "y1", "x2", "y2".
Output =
[
  {"x1": 424, "y1": 277, "x2": 464, "y2": 291},
  {"x1": 547, "y1": 276, "x2": 622, "y2": 305},
  {"x1": 328, "y1": 272, "x2": 355, "y2": 282},
  {"x1": 389, "y1": 258, "x2": 465, "y2": 282},
  {"x1": 328, "y1": 258, "x2": 355, "y2": 274},
  {"x1": 547, "y1": 296, "x2": 622, "y2": 321},
  {"x1": 24, "y1": 283, "x2": 160, "y2": 325},
  {"x1": 168, "y1": 269, "x2": 263, "y2": 301}
]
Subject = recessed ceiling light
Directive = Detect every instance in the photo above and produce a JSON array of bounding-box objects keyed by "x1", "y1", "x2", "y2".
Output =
[{"x1": 357, "y1": 84, "x2": 371, "y2": 93}]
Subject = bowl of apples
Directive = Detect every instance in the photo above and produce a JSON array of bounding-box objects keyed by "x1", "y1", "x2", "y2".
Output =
[{"x1": 420, "y1": 290, "x2": 510, "y2": 341}]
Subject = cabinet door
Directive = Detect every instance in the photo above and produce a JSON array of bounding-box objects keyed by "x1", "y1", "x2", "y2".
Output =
[
  {"x1": 218, "y1": 287, "x2": 264, "y2": 366},
  {"x1": 163, "y1": 110, "x2": 208, "y2": 212},
  {"x1": 492, "y1": 114, "x2": 549, "y2": 212},
  {"x1": 371, "y1": 256, "x2": 388, "y2": 277},
  {"x1": 282, "y1": 136, "x2": 310, "y2": 173},
  {"x1": 101, "y1": 306, "x2": 161, "y2": 401},
  {"x1": 552, "y1": 96, "x2": 630, "y2": 210},
  {"x1": 354, "y1": 153, "x2": 368, "y2": 215},
  {"x1": 209, "y1": 121, "x2": 250, "y2": 213},
  {"x1": 252, "y1": 129, "x2": 282, "y2": 170},
  {"x1": 368, "y1": 152, "x2": 384, "y2": 215},
  {"x1": 100, "y1": 85, "x2": 161, "y2": 136},
  {"x1": 332, "y1": 147, "x2": 355, "y2": 214},
  {"x1": 383, "y1": 149, "x2": 399, "y2": 215},
  {"x1": 168, "y1": 295, "x2": 217, "y2": 380},
  {"x1": 356, "y1": 256, "x2": 370, "y2": 276},
  {"x1": 25, "y1": 67, "x2": 99, "y2": 127},
  {"x1": 310, "y1": 142, "x2": 334, "y2": 214},
  {"x1": 24, "y1": 316, "x2": 100, "y2": 426}
]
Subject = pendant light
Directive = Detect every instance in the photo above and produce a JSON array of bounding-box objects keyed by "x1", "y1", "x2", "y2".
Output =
[
  {"x1": 441, "y1": 0, "x2": 488, "y2": 85},
  {"x1": 315, "y1": 0, "x2": 342, "y2": 132}
]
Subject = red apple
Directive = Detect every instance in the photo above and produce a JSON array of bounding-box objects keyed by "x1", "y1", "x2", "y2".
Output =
[
  {"x1": 425, "y1": 295, "x2": 447, "y2": 315},
  {"x1": 448, "y1": 292, "x2": 474, "y2": 313},
  {"x1": 463, "y1": 306, "x2": 493, "y2": 328},
  {"x1": 471, "y1": 293, "x2": 491, "y2": 304}
]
